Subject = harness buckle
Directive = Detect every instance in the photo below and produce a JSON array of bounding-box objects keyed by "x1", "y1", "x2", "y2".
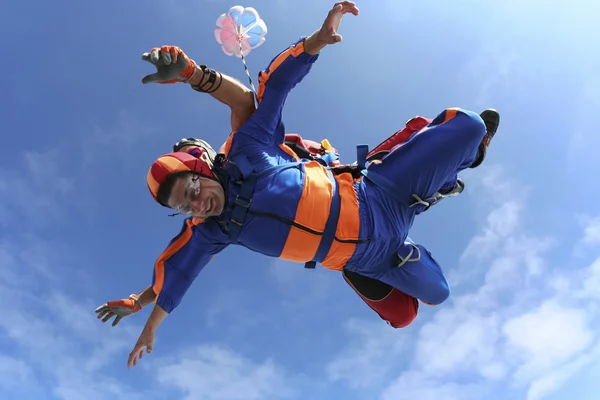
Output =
[
  {"x1": 230, "y1": 218, "x2": 244, "y2": 227},
  {"x1": 234, "y1": 195, "x2": 252, "y2": 208}
]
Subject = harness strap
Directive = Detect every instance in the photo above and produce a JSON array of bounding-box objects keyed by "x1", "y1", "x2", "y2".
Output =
[
  {"x1": 356, "y1": 144, "x2": 369, "y2": 170},
  {"x1": 228, "y1": 173, "x2": 257, "y2": 242},
  {"x1": 304, "y1": 168, "x2": 341, "y2": 269},
  {"x1": 226, "y1": 152, "x2": 256, "y2": 243}
]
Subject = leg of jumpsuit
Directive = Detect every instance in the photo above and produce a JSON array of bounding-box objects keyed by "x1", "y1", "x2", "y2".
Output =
[{"x1": 361, "y1": 108, "x2": 487, "y2": 305}]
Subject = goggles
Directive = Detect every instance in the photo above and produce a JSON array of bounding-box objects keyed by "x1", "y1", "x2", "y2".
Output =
[{"x1": 172, "y1": 175, "x2": 202, "y2": 215}]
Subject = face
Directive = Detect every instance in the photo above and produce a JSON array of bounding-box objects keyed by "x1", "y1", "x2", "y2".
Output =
[{"x1": 167, "y1": 173, "x2": 225, "y2": 218}]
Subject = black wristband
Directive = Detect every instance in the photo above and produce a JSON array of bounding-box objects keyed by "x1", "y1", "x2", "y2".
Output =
[{"x1": 191, "y1": 65, "x2": 223, "y2": 93}]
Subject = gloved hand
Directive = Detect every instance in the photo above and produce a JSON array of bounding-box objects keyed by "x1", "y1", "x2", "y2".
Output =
[
  {"x1": 141, "y1": 45, "x2": 197, "y2": 84},
  {"x1": 95, "y1": 294, "x2": 142, "y2": 327}
]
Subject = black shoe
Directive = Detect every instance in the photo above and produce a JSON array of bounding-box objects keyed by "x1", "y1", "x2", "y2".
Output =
[{"x1": 470, "y1": 109, "x2": 500, "y2": 168}]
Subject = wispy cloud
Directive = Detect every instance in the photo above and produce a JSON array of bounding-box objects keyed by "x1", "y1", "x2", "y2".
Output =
[
  {"x1": 0, "y1": 355, "x2": 33, "y2": 391},
  {"x1": 0, "y1": 148, "x2": 75, "y2": 226},
  {"x1": 0, "y1": 233, "x2": 145, "y2": 400},
  {"x1": 81, "y1": 110, "x2": 157, "y2": 166},
  {"x1": 326, "y1": 318, "x2": 411, "y2": 389},
  {"x1": 155, "y1": 344, "x2": 296, "y2": 400},
  {"x1": 578, "y1": 214, "x2": 600, "y2": 247}
]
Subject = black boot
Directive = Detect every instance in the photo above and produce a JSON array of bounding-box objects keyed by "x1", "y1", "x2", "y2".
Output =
[{"x1": 470, "y1": 109, "x2": 500, "y2": 168}]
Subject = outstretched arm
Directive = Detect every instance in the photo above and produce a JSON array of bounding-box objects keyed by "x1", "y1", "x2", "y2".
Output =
[
  {"x1": 127, "y1": 219, "x2": 227, "y2": 368},
  {"x1": 140, "y1": 46, "x2": 255, "y2": 132},
  {"x1": 95, "y1": 285, "x2": 158, "y2": 327},
  {"x1": 232, "y1": 1, "x2": 360, "y2": 148},
  {"x1": 187, "y1": 66, "x2": 256, "y2": 132},
  {"x1": 304, "y1": 1, "x2": 359, "y2": 55},
  {"x1": 127, "y1": 303, "x2": 167, "y2": 368}
]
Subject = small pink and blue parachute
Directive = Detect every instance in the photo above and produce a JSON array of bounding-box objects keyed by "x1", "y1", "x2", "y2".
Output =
[{"x1": 214, "y1": 6, "x2": 267, "y2": 58}]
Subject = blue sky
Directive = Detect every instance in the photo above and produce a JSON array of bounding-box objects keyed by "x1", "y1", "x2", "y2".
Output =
[{"x1": 1, "y1": 0, "x2": 599, "y2": 399}]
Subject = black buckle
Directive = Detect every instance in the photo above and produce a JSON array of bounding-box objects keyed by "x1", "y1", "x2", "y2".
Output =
[{"x1": 304, "y1": 261, "x2": 316, "y2": 269}]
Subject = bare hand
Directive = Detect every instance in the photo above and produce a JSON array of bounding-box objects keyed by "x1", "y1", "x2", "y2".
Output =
[
  {"x1": 316, "y1": 1, "x2": 360, "y2": 44},
  {"x1": 127, "y1": 325, "x2": 155, "y2": 368}
]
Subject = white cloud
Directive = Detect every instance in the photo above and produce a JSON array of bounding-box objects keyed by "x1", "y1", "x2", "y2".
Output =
[
  {"x1": 577, "y1": 258, "x2": 600, "y2": 301},
  {"x1": 503, "y1": 300, "x2": 594, "y2": 380},
  {"x1": 326, "y1": 318, "x2": 410, "y2": 389},
  {"x1": 412, "y1": 310, "x2": 505, "y2": 380},
  {"x1": 459, "y1": 166, "x2": 522, "y2": 255},
  {"x1": 578, "y1": 214, "x2": 600, "y2": 247},
  {"x1": 526, "y1": 342, "x2": 600, "y2": 400},
  {"x1": 156, "y1": 345, "x2": 295, "y2": 400},
  {"x1": 380, "y1": 370, "x2": 490, "y2": 400}
]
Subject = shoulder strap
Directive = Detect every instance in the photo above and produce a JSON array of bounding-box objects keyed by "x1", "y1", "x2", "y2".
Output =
[{"x1": 224, "y1": 151, "x2": 256, "y2": 243}]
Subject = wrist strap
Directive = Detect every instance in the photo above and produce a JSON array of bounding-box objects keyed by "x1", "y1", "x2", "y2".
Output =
[
  {"x1": 129, "y1": 294, "x2": 142, "y2": 311},
  {"x1": 191, "y1": 65, "x2": 223, "y2": 93}
]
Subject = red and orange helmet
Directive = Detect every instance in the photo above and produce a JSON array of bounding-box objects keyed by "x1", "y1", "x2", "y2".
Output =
[{"x1": 147, "y1": 151, "x2": 216, "y2": 207}]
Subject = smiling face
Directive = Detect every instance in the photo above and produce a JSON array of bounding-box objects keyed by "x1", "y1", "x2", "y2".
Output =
[{"x1": 167, "y1": 173, "x2": 226, "y2": 218}]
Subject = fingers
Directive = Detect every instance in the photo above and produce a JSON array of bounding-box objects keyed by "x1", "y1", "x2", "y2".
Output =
[
  {"x1": 142, "y1": 45, "x2": 182, "y2": 65},
  {"x1": 332, "y1": 1, "x2": 359, "y2": 15},
  {"x1": 127, "y1": 343, "x2": 153, "y2": 368},
  {"x1": 100, "y1": 311, "x2": 114, "y2": 323},
  {"x1": 95, "y1": 302, "x2": 130, "y2": 325},
  {"x1": 140, "y1": 45, "x2": 193, "y2": 83},
  {"x1": 94, "y1": 303, "x2": 107, "y2": 314},
  {"x1": 161, "y1": 45, "x2": 178, "y2": 64},
  {"x1": 112, "y1": 315, "x2": 123, "y2": 327},
  {"x1": 95, "y1": 305, "x2": 115, "y2": 323},
  {"x1": 127, "y1": 344, "x2": 144, "y2": 368},
  {"x1": 99, "y1": 310, "x2": 116, "y2": 323},
  {"x1": 141, "y1": 48, "x2": 160, "y2": 64},
  {"x1": 141, "y1": 73, "x2": 161, "y2": 84}
]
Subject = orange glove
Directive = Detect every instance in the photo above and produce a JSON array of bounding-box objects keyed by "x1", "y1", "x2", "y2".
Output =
[
  {"x1": 95, "y1": 294, "x2": 142, "y2": 327},
  {"x1": 141, "y1": 45, "x2": 197, "y2": 84}
]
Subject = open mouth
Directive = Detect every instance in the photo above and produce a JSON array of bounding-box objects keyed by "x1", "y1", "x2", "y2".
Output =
[{"x1": 205, "y1": 199, "x2": 213, "y2": 215}]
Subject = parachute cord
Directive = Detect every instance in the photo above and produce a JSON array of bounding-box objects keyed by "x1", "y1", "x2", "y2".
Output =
[{"x1": 237, "y1": 39, "x2": 259, "y2": 108}]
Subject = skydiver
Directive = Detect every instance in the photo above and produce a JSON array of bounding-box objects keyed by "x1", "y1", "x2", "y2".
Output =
[{"x1": 95, "y1": 1, "x2": 500, "y2": 368}]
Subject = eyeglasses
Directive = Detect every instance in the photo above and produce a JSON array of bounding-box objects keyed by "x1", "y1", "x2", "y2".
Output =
[{"x1": 173, "y1": 175, "x2": 201, "y2": 215}]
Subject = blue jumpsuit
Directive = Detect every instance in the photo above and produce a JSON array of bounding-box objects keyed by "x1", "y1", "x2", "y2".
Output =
[{"x1": 151, "y1": 38, "x2": 487, "y2": 314}]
